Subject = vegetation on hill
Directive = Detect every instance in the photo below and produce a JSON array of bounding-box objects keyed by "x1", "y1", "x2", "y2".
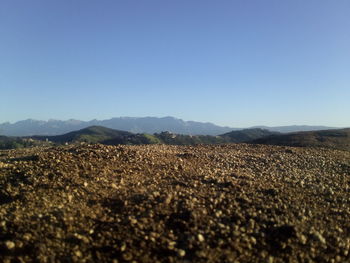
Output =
[
  {"x1": 5, "y1": 125, "x2": 348, "y2": 151},
  {"x1": 220, "y1": 128, "x2": 278, "y2": 143},
  {"x1": 0, "y1": 136, "x2": 48, "y2": 150},
  {"x1": 32, "y1": 126, "x2": 133, "y2": 144},
  {"x1": 29, "y1": 127, "x2": 228, "y2": 146},
  {"x1": 252, "y1": 128, "x2": 350, "y2": 151}
]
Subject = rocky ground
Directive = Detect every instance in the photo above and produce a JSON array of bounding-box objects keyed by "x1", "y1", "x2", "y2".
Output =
[{"x1": 0, "y1": 144, "x2": 349, "y2": 263}]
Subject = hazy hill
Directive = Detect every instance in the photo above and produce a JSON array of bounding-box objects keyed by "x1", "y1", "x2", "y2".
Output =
[
  {"x1": 252, "y1": 128, "x2": 350, "y2": 151},
  {"x1": 32, "y1": 126, "x2": 133, "y2": 144},
  {"x1": 31, "y1": 126, "x2": 278, "y2": 146},
  {"x1": 251, "y1": 125, "x2": 338, "y2": 133},
  {"x1": 220, "y1": 128, "x2": 279, "y2": 143},
  {"x1": 31, "y1": 126, "x2": 227, "y2": 146},
  {"x1": 0, "y1": 136, "x2": 48, "y2": 150},
  {"x1": 6, "y1": 126, "x2": 349, "y2": 150},
  {"x1": 1, "y1": 117, "x2": 340, "y2": 137}
]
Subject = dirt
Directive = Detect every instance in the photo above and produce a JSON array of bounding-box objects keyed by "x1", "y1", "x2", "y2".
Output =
[{"x1": 0, "y1": 143, "x2": 349, "y2": 263}]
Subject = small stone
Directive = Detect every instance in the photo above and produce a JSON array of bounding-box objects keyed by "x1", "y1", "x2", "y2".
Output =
[
  {"x1": 215, "y1": 210, "x2": 222, "y2": 217},
  {"x1": 120, "y1": 243, "x2": 126, "y2": 252},
  {"x1": 167, "y1": 241, "x2": 176, "y2": 250},
  {"x1": 299, "y1": 234, "x2": 307, "y2": 245},
  {"x1": 74, "y1": 250, "x2": 82, "y2": 257},
  {"x1": 5, "y1": 241, "x2": 15, "y2": 250},
  {"x1": 313, "y1": 231, "x2": 326, "y2": 244},
  {"x1": 165, "y1": 194, "x2": 172, "y2": 205},
  {"x1": 122, "y1": 252, "x2": 133, "y2": 261},
  {"x1": 197, "y1": 234, "x2": 205, "y2": 242},
  {"x1": 178, "y1": 249, "x2": 186, "y2": 257},
  {"x1": 250, "y1": 236, "x2": 257, "y2": 245},
  {"x1": 23, "y1": 233, "x2": 32, "y2": 241}
]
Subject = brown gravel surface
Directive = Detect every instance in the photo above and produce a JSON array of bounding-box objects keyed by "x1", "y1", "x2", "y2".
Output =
[{"x1": 0, "y1": 144, "x2": 350, "y2": 263}]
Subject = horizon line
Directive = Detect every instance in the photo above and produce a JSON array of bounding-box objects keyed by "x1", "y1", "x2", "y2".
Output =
[{"x1": 0, "y1": 116, "x2": 346, "y2": 129}]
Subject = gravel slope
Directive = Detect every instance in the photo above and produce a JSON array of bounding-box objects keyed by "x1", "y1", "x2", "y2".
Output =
[{"x1": 0, "y1": 144, "x2": 349, "y2": 263}]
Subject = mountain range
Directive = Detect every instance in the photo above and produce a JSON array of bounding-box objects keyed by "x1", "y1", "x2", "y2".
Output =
[
  {"x1": 29, "y1": 126, "x2": 350, "y2": 151},
  {"x1": 1, "y1": 125, "x2": 350, "y2": 151},
  {"x1": 0, "y1": 117, "x2": 339, "y2": 136},
  {"x1": 31, "y1": 126, "x2": 277, "y2": 146}
]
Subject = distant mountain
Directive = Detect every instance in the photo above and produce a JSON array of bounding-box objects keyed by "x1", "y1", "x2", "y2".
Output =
[
  {"x1": 252, "y1": 128, "x2": 350, "y2": 151},
  {"x1": 251, "y1": 125, "x2": 338, "y2": 133},
  {"x1": 0, "y1": 117, "x2": 343, "y2": 137},
  {"x1": 0, "y1": 117, "x2": 234, "y2": 136},
  {"x1": 0, "y1": 119, "x2": 86, "y2": 137},
  {"x1": 220, "y1": 128, "x2": 279, "y2": 143}
]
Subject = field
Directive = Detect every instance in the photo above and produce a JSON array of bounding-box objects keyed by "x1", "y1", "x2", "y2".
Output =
[{"x1": 0, "y1": 144, "x2": 350, "y2": 262}]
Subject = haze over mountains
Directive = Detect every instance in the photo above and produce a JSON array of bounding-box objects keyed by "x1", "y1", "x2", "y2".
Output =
[{"x1": 0, "y1": 117, "x2": 339, "y2": 136}]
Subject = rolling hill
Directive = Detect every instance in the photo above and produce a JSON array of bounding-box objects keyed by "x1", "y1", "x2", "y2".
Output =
[
  {"x1": 0, "y1": 136, "x2": 48, "y2": 150},
  {"x1": 32, "y1": 126, "x2": 134, "y2": 144},
  {"x1": 220, "y1": 128, "x2": 279, "y2": 143},
  {"x1": 8, "y1": 126, "x2": 350, "y2": 151},
  {"x1": 31, "y1": 126, "x2": 277, "y2": 146},
  {"x1": 0, "y1": 117, "x2": 340, "y2": 137},
  {"x1": 251, "y1": 125, "x2": 338, "y2": 133},
  {"x1": 252, "y1": 128, "x2": 350, "y2": 151}
]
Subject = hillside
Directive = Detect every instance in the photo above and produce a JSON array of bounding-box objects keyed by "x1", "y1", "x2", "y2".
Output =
[
  {"x1": 9, "y1": 126, "x2": 350, "y2": 151},
  {"x1": 32, "y1": 126, "x2": 133, "y2": 144},
  {"x1": 252, "y1": 128, "x2": 350, "y2": 151},
  {"x1": 0, "y1": 144, "x2": 349, "y2": 262},
  {"x1": 220, "y1": 128, "x2": 278, "y2": 143},
  {"x1": 31, "y1": 126, "x2": 278, "y2": 146},
  {"x1": 251, "y1": 125, "x2": 338, "y2": 133},
  {"x1": 0, "y1": 136, "x2": 48, "y2": 150}
]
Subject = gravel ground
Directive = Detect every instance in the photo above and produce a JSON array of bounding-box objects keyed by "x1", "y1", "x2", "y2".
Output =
[{"x1": 0, "y1": 144, "x2": 350, "y2": 263}]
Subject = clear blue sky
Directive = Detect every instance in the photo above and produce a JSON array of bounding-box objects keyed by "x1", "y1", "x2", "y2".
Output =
[{"x1": 1, "y1": 0, "x2": 349, "y2": 127}]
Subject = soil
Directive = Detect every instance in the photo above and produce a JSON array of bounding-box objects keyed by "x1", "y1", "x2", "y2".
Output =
[{"x1": 0, "y1": 144, "x2": 350, "y2": 263}]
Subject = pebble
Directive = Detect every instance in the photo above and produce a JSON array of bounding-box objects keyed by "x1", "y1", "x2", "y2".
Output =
[
  {"x1": 313, "y1": 231, "x2": 327, "y2": 245},
  {"x1": 178, "y1": 249, "x2": 186, "y2": 257},
  {"x1": 5, "y1": 241, "x2": 15, "y2": 250},
  {"x1": 197, "y1": 234, "x2": 205, "y2": 242}
]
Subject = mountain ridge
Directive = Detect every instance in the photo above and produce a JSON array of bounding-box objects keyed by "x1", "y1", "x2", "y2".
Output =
[
  {"x1": 29, "y1": 126, "x2": 278, "y2": 146},
  {"x1": 0, "y1": 117, "x2": 341, "y2": 136},
  {"x1": 0, "y1": 117, "x2": 234, "y2": 136}
]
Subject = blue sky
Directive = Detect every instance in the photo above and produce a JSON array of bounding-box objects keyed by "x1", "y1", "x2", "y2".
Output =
[{"x1": 1, "y1": 0, "x2": 349, "y2": 127}]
